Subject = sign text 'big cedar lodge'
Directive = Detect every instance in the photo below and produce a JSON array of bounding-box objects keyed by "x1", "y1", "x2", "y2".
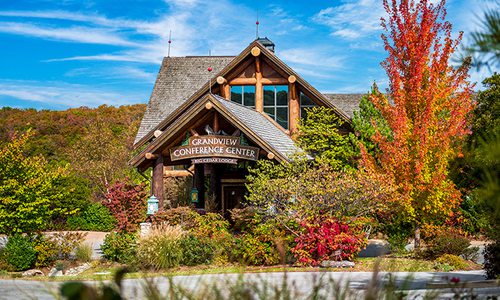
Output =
[{"x1": 170, "y1": 135, "x2": 259, "y2": 164}]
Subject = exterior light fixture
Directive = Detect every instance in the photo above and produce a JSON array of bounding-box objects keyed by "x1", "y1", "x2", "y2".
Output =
[
  {"x1": 190, "y1": 188, "x2": 199, "y2": 203},
  {"x1": 147, "y1": 195, "x2": 159, "y2": 215}
]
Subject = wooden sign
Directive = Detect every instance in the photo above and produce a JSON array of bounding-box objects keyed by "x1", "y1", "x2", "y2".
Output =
[
  {"x1": 191, "y1": 158, "x2": 238, "y2": 164},
  {"x1": 170, "y1": 135, "x2": 259, "y2": 162}
]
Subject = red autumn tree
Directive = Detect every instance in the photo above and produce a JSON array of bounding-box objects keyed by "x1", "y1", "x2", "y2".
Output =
[
  {"x1": 361, "y1": 0, "x2": 474, "y2": 246},
  {"x1": 103, "y1": 178, "x2": 147, "y2": 233}
]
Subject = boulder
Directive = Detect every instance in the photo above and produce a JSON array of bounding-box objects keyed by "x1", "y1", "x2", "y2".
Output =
[
  {"x1": 65, "y1": 263, "x2": 91, "y2": 276},
  {"x1": 0, "y1": 236, "x2": 8, "y2": 249},
  {"x1": 48, "y1": 268, "x2": 63, "y2": 277},
  {"x1": 22, "y1": 269, "x2": 44, "y2": 277}
]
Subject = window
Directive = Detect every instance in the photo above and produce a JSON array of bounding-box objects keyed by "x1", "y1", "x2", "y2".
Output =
[
  {"x1": 300, "y1": 92, "x2": 318, "y2": 119},
  {"x1": 230, "y1": 86, "x2": 255, "y2": 108},
  {"x1": 263, "y1": 85, "x2": 289, "y2": 129}
]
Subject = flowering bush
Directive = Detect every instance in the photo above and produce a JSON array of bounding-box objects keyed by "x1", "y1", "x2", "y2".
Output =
[{"x1": 291, "y1": 216, "x2": 367, "y2": 266}]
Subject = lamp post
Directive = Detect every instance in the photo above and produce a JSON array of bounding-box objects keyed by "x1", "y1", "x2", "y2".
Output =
[{"x1": 140, "y1": 195, "x2": 158, "y2": 238}]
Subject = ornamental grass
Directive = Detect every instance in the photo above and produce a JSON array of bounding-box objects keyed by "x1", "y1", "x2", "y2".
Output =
[{"x1": 136, "y1": 224, "x2": 186, "y2": 270}]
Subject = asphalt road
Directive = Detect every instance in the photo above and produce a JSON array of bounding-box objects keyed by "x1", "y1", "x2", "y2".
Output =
[{"x1": 1, "y1": 270, "x2": 498, "y2": 299}]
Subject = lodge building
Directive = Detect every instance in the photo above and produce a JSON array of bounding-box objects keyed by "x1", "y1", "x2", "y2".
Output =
[{"x1": 131, "y1": 37, "x2": 361, "y2": 213}]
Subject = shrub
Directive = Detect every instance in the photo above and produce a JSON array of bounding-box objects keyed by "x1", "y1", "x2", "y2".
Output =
[
  {"x1": 50, "y1": 232, "x2": 87, "y2": 260},
  {"x1": 75, "y1": 243, "x2": 93, "y2": 262},
  {"x1": 435, "y1": 254, "x2": 468, "y2": 271},
  {"x1": 0, "y1": 248, "x2": 11, "y2": 271},
  {"x1": 103, "y1": 178, "x2": 147, "y2": 233},
  {"x1": 4, "y1": 235, "x2": 36, "y2": 271},
  {"x1": 179, "y1": 235, "x2": 214, "y2": 266},
  {"x1": 484, "y1": 240, "x2": 500, "y2": 279},
  {"x1": 232, "y1": 221, "x2": 287, "y2": 266},
  {"x1": 101, "y1": 232, "x2": 136, "y2": 264},
  {"x1": 422, "y1": 228, "x2": 470, "y2": 259},
  {"x1": 229, "y1": 207, "x2": 258, "y2": 232},
  {"x1": 291, "y1": 216, "x2": 368, "y2": 266},
  {"x1": 154, "y1": 209, "x2": 232, "y2": 265},
  {"x1": 136, "y1": 224, "x2": 185, "y2": 270},
  {"x1": 66, "y1": 203, "x2": 116, "y2": 231},
  {"x1": 194, "y1": 213, "x2": 231, "y2": 239},
  {"x1": 152, "y1": 206, "x2": 199, "y2": 229},
  {"x1": 33, "y1": 236, "x2": 58, "y2": 267}
]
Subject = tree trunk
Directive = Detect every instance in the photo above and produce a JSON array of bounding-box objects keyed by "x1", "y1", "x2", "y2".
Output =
[{"x1": 414, "y1": 225, "x2": 421, "y2": 250}]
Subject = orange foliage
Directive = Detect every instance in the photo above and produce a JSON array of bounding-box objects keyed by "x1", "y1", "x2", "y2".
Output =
[{"x1": 361, "y1": 0, "x2": 474, "y2": 225}]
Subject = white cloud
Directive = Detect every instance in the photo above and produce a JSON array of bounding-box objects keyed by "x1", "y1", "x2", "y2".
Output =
[
  {"x1": 324, "y1": 78, "x2": 388, "y2": 94},
  {"x1": 0, "y1": 79, "x2": 145, "y2": 108},
  {"x1": 0, "y1": 0, "x2": 254, "y2": 63},
  {"x1": 0, "y1": 21, "x2": 137, "y2": 46},
  {"x1": 279, "y1": 48, "x2": 345, "y2": 69},
  {"x1": 64, "y1": 66, "x2": 156, "y2": 81},
  {"x1": 313, "y1": 0, "x2": 385, "y2": 40}
]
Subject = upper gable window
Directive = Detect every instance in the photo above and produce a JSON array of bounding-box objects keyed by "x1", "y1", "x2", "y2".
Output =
[
  {"x1": 300, "y1": 92, "x2": 318, "y2": 119},
  {"x1": 230, "y1": 86, "x2": 255, "y2": 108},
  {"x1": 264, "y1": 85, "x2": 288, "y2": 129}
]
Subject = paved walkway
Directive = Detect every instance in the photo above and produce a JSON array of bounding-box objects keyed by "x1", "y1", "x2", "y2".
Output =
[{"x1": 1, "y1": 271, "x2": 498, "y2": 299}]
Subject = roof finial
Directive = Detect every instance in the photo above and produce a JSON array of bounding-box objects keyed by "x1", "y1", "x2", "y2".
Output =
[
  {"x1": 255, "y1": 10, "x2": 260, "y2": 39},
  {"x1": 208, "y1": 50, "x2": 213, "y2": 94},
  {"x1": 167, "y1": 30, "x2": 172, "y2": 57}
]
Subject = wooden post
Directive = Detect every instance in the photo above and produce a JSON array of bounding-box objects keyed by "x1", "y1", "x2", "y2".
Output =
[
  {"x1": 213, "y1": 111, "x2": 219, "y2": 133},
  {"x1": 289, "y1": 82, "x2": 299, "y2": 135},
  {"x1": 255, "y1": 56, "x2": 263, "y2": 112},
  {"x1": 224, "y1": 83, "x2": 230, "y2": 100},
  {"x1": 152, "y1": 155, "x2": 164, "y2": 211}
]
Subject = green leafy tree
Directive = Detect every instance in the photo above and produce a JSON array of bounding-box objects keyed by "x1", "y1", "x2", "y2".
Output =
[
  {"x1": 246, "y1": 157, "x2": 395, "y2": 222},
  {"x1": 450, "y1": 74, "x2": 499, "y2": 233},
  {"x1": 67, "y1": 120, "x2": 138, "y2": 200},
  {"x1": 0, "y1": 130, "x2": 72, "y2": 233},
  {"x1": 297, "y1": 106, "x2": 356, "y2": 170},
  {"x1": 351, "y1": 88, "x2": 392, "y2": 157}
]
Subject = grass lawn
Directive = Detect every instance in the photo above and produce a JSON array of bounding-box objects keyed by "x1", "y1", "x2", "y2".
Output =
[{"x1": 1, "y1": 256, "x2": 482, "y2": 281}]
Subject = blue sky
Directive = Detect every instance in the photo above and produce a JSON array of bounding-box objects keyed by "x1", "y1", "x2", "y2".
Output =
[{"x1": 0, "y1": 0, "x2": 497, "y2": 110}]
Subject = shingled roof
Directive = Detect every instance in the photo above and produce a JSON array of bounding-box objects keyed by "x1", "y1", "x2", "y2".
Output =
[
  {"x1": 213, "y1": 94, "x2": 303, "y2": 159},
  {"x1": 322, "y1": 93, "x2": 364, "y2": 118},
  {"x1": 135, "y1": 52, "x2": 365, "y2": 146},
  {"x1": 130, "y1": 93, "x2": 306, "y2": 169},
  {"x1": 135, "y1": 56, "x2": 235, "y2": 144}
]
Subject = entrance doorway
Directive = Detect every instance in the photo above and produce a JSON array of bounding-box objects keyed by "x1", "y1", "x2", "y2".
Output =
[{"x1": 222, "y1": 184, "x2": 247, "y2": 214}]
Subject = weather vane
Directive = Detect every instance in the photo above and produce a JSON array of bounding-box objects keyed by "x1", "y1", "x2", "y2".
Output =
[
  {"x1": 208, "y1": 50, "x2": 213, "y2": 94},
  {"x1": 256, "y1": 11, "x2": 260, "y2": 39}
]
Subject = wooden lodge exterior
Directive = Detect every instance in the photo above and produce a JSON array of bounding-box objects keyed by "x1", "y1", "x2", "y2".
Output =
[{"x1": 131, "y1": 38, "x2": 362, "y2": 213}]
